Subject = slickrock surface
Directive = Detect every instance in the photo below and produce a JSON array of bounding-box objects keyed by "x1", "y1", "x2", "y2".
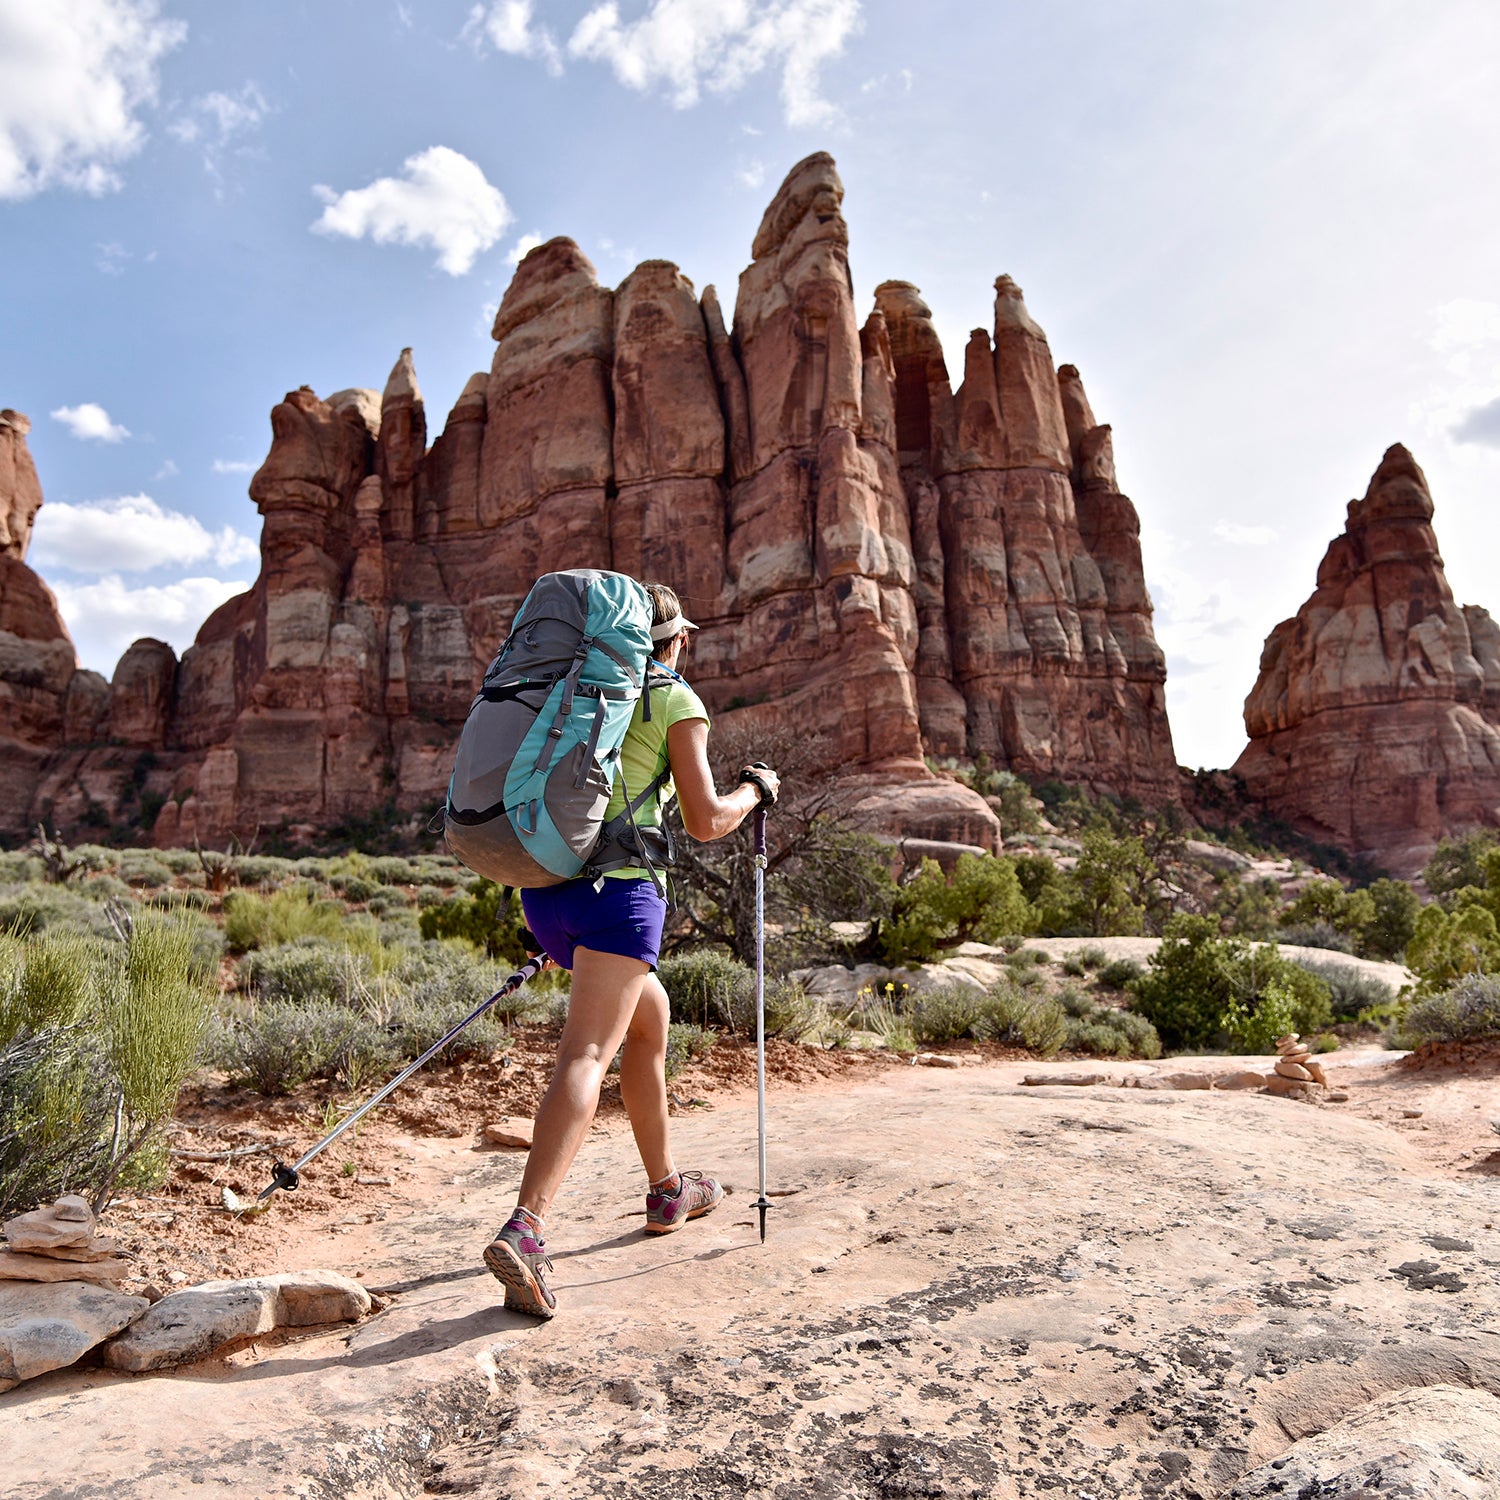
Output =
[
  {"x1": 1234, "y1": 444, "x2": 1500, "y2": 874},
  {"x1": 2, "y1": 154, "x2": 1177, "y2": 848},
  {"x1": 5, "y1": 1059, "x2": 1497, "y2": 1498}
]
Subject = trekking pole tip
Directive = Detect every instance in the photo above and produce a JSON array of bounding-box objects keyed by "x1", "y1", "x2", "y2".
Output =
[
  {"x1": 257, "y1": 1160, "x2": 300, "y2": 1202},
  {"x1": 754, "y1": 1196, "x2": 773, "y2": 1243}
]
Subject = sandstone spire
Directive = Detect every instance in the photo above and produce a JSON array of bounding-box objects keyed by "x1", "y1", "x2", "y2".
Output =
[{"x1": 1234, "y1": 445, "x2": 1500, "y2": 872}]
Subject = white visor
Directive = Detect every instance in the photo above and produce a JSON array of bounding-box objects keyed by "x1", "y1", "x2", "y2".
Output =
[{"x1": 650, "y1": 614, "x2": 699, "y2": 643}]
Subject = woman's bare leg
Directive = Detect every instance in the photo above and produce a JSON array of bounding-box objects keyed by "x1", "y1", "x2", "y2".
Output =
[
  {"x1": 619, "y1": 973, "x2": 673, "y2": 1184},
  {"x1": 515, "y1": 948, "x2": 649, "y2": 1221}
]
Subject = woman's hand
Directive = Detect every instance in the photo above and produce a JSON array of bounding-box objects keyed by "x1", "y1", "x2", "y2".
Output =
[{"x1": 737, "y1": 763, "x2": 780, "y2": 807}]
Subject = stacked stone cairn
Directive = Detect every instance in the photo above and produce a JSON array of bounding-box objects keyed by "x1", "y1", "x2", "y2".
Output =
[
  {"x1": 1267, "y1": 1033, "x2": 1328, "y2": 1100},
  {"x1": 0, "y1": 1195, "x2": 131, "y2": 1285}
]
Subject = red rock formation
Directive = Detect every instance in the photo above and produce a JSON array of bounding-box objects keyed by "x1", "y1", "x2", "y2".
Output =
[
  {"x1": 1233, "y1": 445, "x2": 1500, "y2": 874},
  {"x1": 3, "y1": 154, "x2": 1182, "y2": 850}
]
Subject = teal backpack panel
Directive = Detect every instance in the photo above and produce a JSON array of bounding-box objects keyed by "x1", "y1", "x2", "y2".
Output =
[{"x1": 444, "y1": 570, "x2": 654, "y2": 886}]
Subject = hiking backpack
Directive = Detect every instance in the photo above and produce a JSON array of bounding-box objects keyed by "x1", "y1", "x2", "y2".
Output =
[{"x1": 444, "y1": 569, "x2": 674, "y2": 889}]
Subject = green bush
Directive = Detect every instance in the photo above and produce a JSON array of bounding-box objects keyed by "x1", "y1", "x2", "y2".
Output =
[
  {"x1": 0, "y1": 883, "x2": 116, "y2": 938},
  {"x1": 332, "y1": 874, "x2": 380, "y2": 903},
  {"x1": 240, "y1": 939, "x2": 374, "y2": 1008},
  {"x1": 224, "y1": 886, "x2": 349, "y2": 952},
  {"x1": 369, "y1": 856, "x2": 420, "y2": 885},
  {"x1": 388, "y1": 994, "x2": 508, "y2": 1068},
  {"x1": 658, "y1": 948, "x2": 752, "y2": 1028},
  {"x1": 1096, "y1": 958, "x2": 1145, "y2": 991},
  {"x1": 876, "y1": 854, "x2": 1033, "y2": 964},
  {"x1": 1064, "y1": 1006, "x2": 1162, "y2": 1059},
  {"x1": 116, "y1": 852, "x2": 175, "y2": 889},
  {"x1": 1393, "y1": 973, "x2": 1500, "y2": 1047},
  {"x1": 1423, "y1": 830, "x2": 1500, "y2": 897},
  {"x1": 1128, "y1": 916, "x2": 1332, "y2": 1052},
  {"x1": 210, "y1": 1000, "x2": 372, "y2": 1094},
  {"x1": 1405, "y1": 903, "x2": 1500, "y2": 996},
  {"x1": 393, "y1": 942, "x2": 546, "y2": 1024}
]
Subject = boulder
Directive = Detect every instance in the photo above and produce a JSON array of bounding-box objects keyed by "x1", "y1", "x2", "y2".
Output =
[
  {"x1": 1229, "y1": 1383, "x2": 1500, "y2": 1498},
  {"x1": 1234, "y1": 445, "x2": 1500, "y2": 875},
  {"x1": 0, "y1": 1280, "x2": 149, "y2": 1390}
]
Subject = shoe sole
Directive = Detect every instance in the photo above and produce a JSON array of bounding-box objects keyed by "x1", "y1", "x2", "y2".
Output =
[
  {"x1": 644, "y1": 1186, "x2": 724, "y2": 1235},
  {"x1": 483, "y1": 1240, "x2": 556, "y2": 1318}
]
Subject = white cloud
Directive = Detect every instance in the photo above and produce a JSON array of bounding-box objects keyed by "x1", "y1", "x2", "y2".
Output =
[
  {"x1": 505, "y1": 230, "x2": 544, "y2": 265},
  {"x1": 311, "y1": 145, "x2": 512, "y2": 276},
  {"x1": 51, "y1": 402, "x2": 130, "y2": 443},
  {"x1": 29, "y1": 494, "x2": 261, "y2": 574},
  {"x1": 567, "y1": 0, "x2": 862, "y2": 128},
  {"x1": 1411, "y1": 299, "x2": 1500, "y2": 446},
  {"x1": 0, "y1": 0, "x2": 185, "y2": 199},
  {"x1": 1213, "y1": 520, "x2": 1278, "y2": 546},
  {"x1": 736, "y1": 157, "x2": 766, "y2": 189},
  {"x1": 169, "y1": 81, "x2": 270, "y2": 191},
  {"x1": 1452, "y1": 395, "x2": 1500, "y2": 449},
  {"x1": 463, "y1": 0, "x2": 563, "y2": 74},
  {"x1": 212, "y1": 458, "x2": 255, "y2": 474},
  {"x1": 50, "y1": 574, "x2": 252, "y2": 677},
  {"x1": 153, "y1": 458, "x2": 178, "y2": 480}
]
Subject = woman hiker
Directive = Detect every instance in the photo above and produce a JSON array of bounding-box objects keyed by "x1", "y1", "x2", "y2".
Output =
[{"x1": 482, "y1": 583, "x2": 780, "y2": 1318}]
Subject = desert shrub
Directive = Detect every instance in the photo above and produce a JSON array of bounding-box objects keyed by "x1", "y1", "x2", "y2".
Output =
[
  {"x1": 1278, "y1": 920, "x2": 1355, "y2": 954},
  {"x1": 116, "y1": 852, "x2": 175, "y2": 889},
  {"x1": 1003, "y1": 947, "x2": 1049, "y2": 968},
  {"x1": 664, "y1": 1022, "x2": 716, "y2": 1080},
  {"x1": 1423, "y1": 830, "x2": 1500, "y2": 897},
  {"x1": 234, "y1": 855, "x2": 299, "y2": 887},
  {"x1": 1060, "y1": 952, "x2": 1088, "y2": 977},
  {"x1": 1393, "y1": 973, "x2": 1500, "y2": 1047},
  {"x1": 1127, "y1": 916, "x2": 1332, "y2": 1052},
  {"x1": 223, "y1": 886, "x2": 348, "y2": 953},
  {"x1": 1405, "y1": 903, "x2": 1500, "y2": 996},
  {"x1": 714, "y1": 971, "x2": 818, "y2": 1040},
  {"x1": 153, "y1": 849, "x2": 203, "y2": 876},
  {"x1": 907, "y1": 982, "x2": 985, "y2": 1044},
  {"x1": 388, "y1": 994, "x2": 508, "y2": 1067},
  {"x1": 1210, "y1": 875, "x2": 1283, "y2": 939},
  {"x1": 876, "y1": 854, "x2": 1033, "y2": 964},
  {"x1": 1038, "y1": 827, "x2": 1157, "y2": 937},
  {"x1": 366, "y1": 889, "x2": 414, "y2": 915},
  {"x1": 417, "y1": 878, "x2": 534, "y2": 964},
  {"x1": 1064, "y1": 1003, "x2": 1162, "y2": 1060},
  {"x1": 1294, "y1": 961, "x2": 1397, "y2": 1023},
  {"x1": 332, "y1": 874, "x2": 380, "y2": 903},
  {"x1": 211, "y1": 999, "x2": 368, "y2": 1094},
  {"x1": 1221, "y1": 979, "x2": 1297, "y2": 1054},
  {"x1": 240, "y1": 939, "x2": 374, "y2": 1008},
  {"x1": 79, "y1": 873, "x2": 133, "y2": 904},
  {"x1": 146, "y1": 886, "x2": 212, "y2": 912},
  {"x1": 658, "y1": 949, "x2": 752, "y2": 1028},
  {"x1": 973, "y1": 984, "x2": 1066, "y2": 1056},
  {"x1": 861, "y1": 996, "x2": 916, "y2": 1053},
  {"x1": 0, "y1": 883, "x2": 116, "y2": 937},
  {"x1": 1096, "y1": 958, "x2": 1145, "y2": 991},
  {"x1": 392, "y1": 943, "x2": 546, "y2": 1024},
  {"x1": 369, "y1": 856, "x2": 420, "y2": 885}
]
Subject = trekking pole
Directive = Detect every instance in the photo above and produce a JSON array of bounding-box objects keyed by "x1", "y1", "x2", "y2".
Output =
[
  {"x1": 256, "y1": 953, "x2": 552, "y2": 1203},
  {"x1": 751, "y1": 798, "x2": 773, "y2": 1242}
]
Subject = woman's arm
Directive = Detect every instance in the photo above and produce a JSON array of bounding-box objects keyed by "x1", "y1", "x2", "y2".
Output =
[{"x1": 666, "y1": 717, "x2": 778, "y2": 841}]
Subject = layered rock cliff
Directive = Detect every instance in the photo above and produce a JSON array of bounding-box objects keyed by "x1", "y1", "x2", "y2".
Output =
[
  {"x1": 2, "y1": 154, "x2": 1179, "y2": 848},
  {"x1": 1233, "y1": 444, "x2": 1500, "y2": 874}
]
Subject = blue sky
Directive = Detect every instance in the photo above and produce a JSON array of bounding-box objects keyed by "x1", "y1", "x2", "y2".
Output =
[{"x1": 3, "y1": 0, "x2": 1498, "y2": 771}]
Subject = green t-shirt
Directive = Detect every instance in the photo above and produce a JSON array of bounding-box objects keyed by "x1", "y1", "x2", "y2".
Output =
[{"x1": 604, "y1": 676, "x2": 709, "y2": 879}]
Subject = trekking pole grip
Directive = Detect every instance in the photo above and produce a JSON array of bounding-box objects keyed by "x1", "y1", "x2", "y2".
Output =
[{"x1": 754, "y1": 805, "x2": 767, "y2": 858}]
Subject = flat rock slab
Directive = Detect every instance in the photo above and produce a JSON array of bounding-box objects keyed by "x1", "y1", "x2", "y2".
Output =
[
  {"x1": 0, "y1": 1281, "x2": 148, "y2": 1389},
  {"x1": 105, "y1": 1270, "x2": 371, "y2": 1372},
  {"x1": 3, "y1": 1062, "x2": 1499, "y2": 1498},
  {"x1": 3, "y1": 1196, "x2": 97, "y2": 1253},
  {"x1": 1228, "y1": 1383, "x2": 1500, "y2": 1497},
  {"x1": 0, "y1": 1249, "x2": 131, "y2": 1284}
]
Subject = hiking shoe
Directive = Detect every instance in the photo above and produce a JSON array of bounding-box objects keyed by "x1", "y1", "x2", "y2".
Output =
[
  {"x1": 483, "y1": 1218, "x2": 557, "y2": 1318},
  {"x1": 645, "y1": 1170, "x2": 724, "y2": 1234}
]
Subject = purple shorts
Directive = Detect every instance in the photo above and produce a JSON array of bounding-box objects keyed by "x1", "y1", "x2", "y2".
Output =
[{"x1": 520, "y1": 877, "x2": 667, "y2": 972}]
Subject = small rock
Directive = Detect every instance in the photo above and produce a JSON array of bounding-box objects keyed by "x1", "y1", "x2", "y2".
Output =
[
  {"x1": 914, "y1": 1053, "x2": 962, "y2": 1069},
  {"x1": 0, "y1": 1249, "x2": 130, "y2": 1285},
  {"x1": 1164, "y1": 1072, "x2": 1213, "y2": 1091},
  {"x1": 2, "y1": 1200, "x2": 96, "y2": 1254},
  {"x1": 51, "y1": 1196, "x2": 93, "y2": 1224},
  {"x1": 24, "y1": 1237, "x2": 124, "y2": 1263},
  {"x1": 1327, "y1": 1091, "x2": 1350, "y2": 1102},
  {"x1": 1213, "y1": 1071, "x2": 1267, "y2": 1092},
  {"x1": 1265, "y1": 1074, "x2": 1314, "y2": 1101},
  {"x1": 0, "y1": 1280, "x2": 149, "y2": 1390},
  {"x1": 354, "y1": 1175, "x2": 392, "y2": 1186},
  {"x1": 1273, "y1": 1060, "x2": 1315, "y2": 1082},
  {"x1": 1022, "y1": 1073, "x2": 1107, "y2": 1087},
  {"x1": 1403, "y1": 1109, "x2": 1423, "y2": 1119},
  {"x1": 482, "y1": 1120, "x2": 535, "y2": 1149}
]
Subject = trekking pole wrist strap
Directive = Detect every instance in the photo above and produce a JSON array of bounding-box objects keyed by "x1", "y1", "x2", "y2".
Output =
[{"x1": 738, "y1": 767, "x2": 776, "y2": 807}]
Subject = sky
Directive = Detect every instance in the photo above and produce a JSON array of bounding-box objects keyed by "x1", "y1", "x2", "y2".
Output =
[{"x1": 3, "y1": 0, "x2": 1498, "y2": 773}]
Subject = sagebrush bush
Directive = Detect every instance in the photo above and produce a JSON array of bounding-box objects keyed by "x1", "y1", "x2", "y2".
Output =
[
  {"x1": 210, "y1": 999, "x2": 365, "y2": 1094},
  {"x1": 240, "y1": 939, "x2": 374, "y2": 1008},
  {"x1": 664, "y1": 1022, "x2": 716, "y2": 1080},
  {"x1": 1394, "y1": 973, "x2": 1500, "y2": 1047},
  {"x1": 1296, "y1": 961, "x2": 1397, "y2": 1023},
  {"x1": 658, "y1": 949, "x2": 752, "y2": 1028},
  {"x1": 1279, "y1": 921, "x2": 1355, "y2": 955},
  {"x1": 973, "y1": 984, "x2": 1066, "y2": 1056},
  {"x1": 907, "y1": 982, "x2": 985, "y2": 1043},
  {"x1": 0, "y1": 883, "x2": 116, "y2": 937}
]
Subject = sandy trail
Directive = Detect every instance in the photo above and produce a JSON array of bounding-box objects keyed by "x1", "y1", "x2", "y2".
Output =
[{"x1": 6, "y1": 1052, "x2": 1499, "y2": 1499}]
